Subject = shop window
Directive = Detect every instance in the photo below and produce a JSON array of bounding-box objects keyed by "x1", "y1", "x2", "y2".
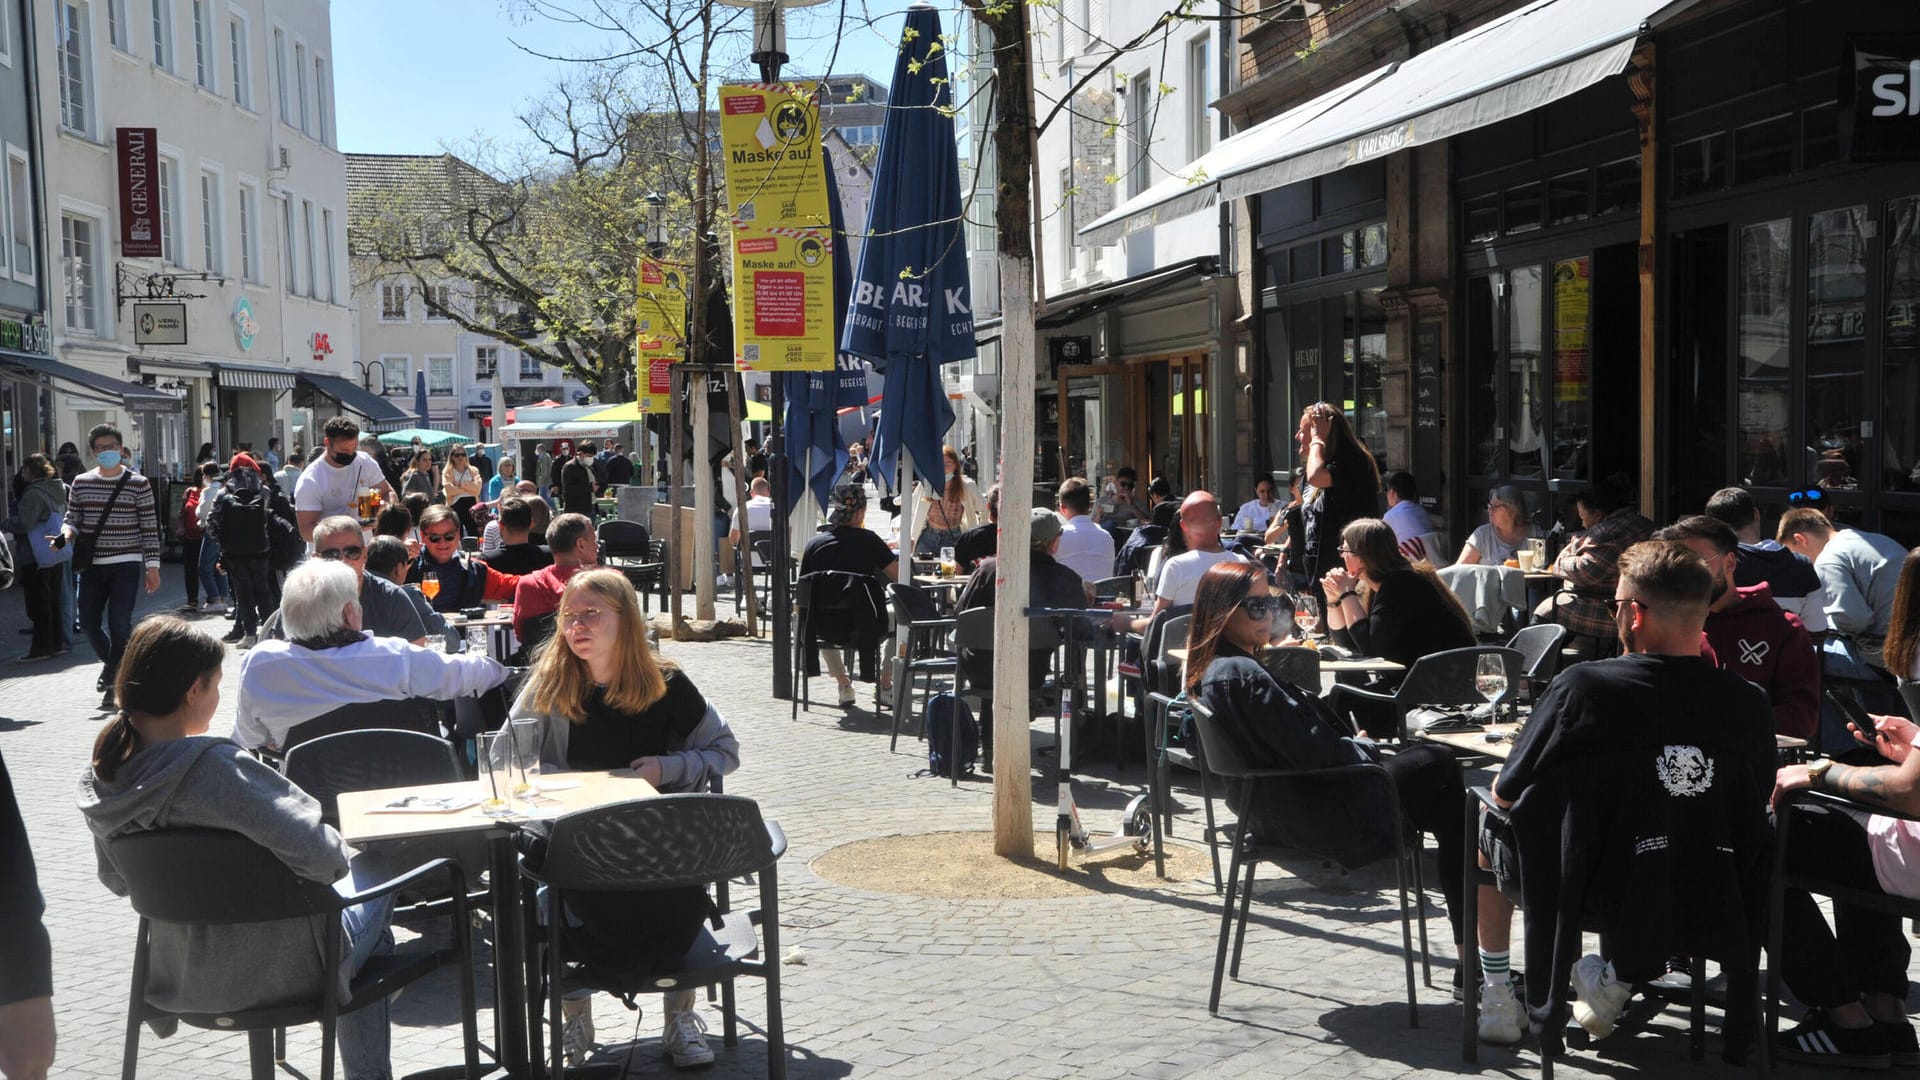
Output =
[
  {"x1": 1463, "y1": 194, "x2": 1499, "y2": 244},
  {"x1": 1551, "y1": 258, "x2": 1591, "y2": 483},
  {"x1": 1879, "y1": 508, "x2": 1920, "y2": 550},
  {"x1": 1737, "y1": 219, "x2": 1792, "y2": 486},
  {"x1": 1505, "y1": 182, "x2": 1544, "y2": 235},
  {"x1": 1802, "y1": 105, "x2": 1841, "y2": 171},
  {"x1": 1358, "y1": 223, "x2": 1387, "y2": 269},
  {"x1": 1805, "y1": 206, "x2": 1869, "y2": 491},
  {"x1": 1594, "y1": 157, "x2": 1640, "y2": 217},
  {"x1": 1464, "y1": 276, "x2": 1499, "y2": 477},
  {"x1": 1882, "y1": 196, "x2": 1920, "y2": 493},
  {"x1": 1506, "y1": 266, "x2": 1546, "y2": 479},
  {"x1": 1733, "y1": 115, "x2": 1793, "y2": 187},
  {"x1": 1261, "y1": 180, "x2": 1313, "y2": 233},
  {"x1": 1348, "y1": 289, "x2": 1388, "y2": 456},
  {"x1": 1289, "y1": 242, "x2": 1318, "y2": 283},
  {"x1": 1672, "y1": 133, "x2": 1727, "y2": 198},
  {"x1": 1326, "y1": 234, "x2": 1353, "y2": 275},
  {"x1": 1285, "y1": 300, "x2": 1321, "y2": 419},
  {"x1": 1547, "y1": 171, "x2": 1590, "y2": 226}
]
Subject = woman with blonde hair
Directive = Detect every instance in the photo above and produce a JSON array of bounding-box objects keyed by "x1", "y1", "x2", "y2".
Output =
[
  {"x1": 912, "y1": 444, "x2": 986, "y2": 556},
  {"x1": 506, "y1": 568, "x2": 740, "y2": 1069},
  {"x1": 442, "y1": 446, "x2": 482, "y2": 503}
]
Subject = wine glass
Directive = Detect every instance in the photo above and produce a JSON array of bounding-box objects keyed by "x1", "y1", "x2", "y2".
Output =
[
  {"x1": 1292, "y1": 594, "x2": 1319, "y2": 640},
  {"x1": 420, "y1": 576, "x2": 442, "y2": 603},
  {"x1": 1475, "y1": 653, "x2": 1509, "y2": 716}
]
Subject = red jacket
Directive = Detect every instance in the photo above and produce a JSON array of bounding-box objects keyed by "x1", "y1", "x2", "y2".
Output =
[{"x1": 1703, "y1": 582, "x2": 1820, "y2": 739}]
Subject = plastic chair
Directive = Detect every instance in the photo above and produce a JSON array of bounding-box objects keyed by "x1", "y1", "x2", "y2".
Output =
[
  {"x1": 599, "y1": 520, "x2": 664, "y2": 613},
  {"x1": 281, "y1": 697, "x2": 445, "y2": 752},
  {"x1": 953, "y1": 607, "x2": 1064, "y2": 785},
  {"x1": 107, "y1": 828, "x2": 479, "y2": 1080},
  {"x1": 520, "y1": 795, "x2": 789, "y2": 1080},
  {"x1": 1506, "y1": 623, "x2": 1568, "y2": 701},
  {"x1": 885, "y1": 582, "x2": 957, "y2": 749},
  {"x1": 281, "y1": 729, "x2": 463, "y2": 827},
  {"x1": 1188, "y1": 699, "x2": 1427, "y2": 1023},
  {"x1": 1328, "y1": 646, "x2": 1525, "y2": 742}
]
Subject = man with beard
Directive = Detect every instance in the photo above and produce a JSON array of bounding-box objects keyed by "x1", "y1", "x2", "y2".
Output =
[{"x1": 1656, "y1": 516, "x2": 1819, "y2": 740}]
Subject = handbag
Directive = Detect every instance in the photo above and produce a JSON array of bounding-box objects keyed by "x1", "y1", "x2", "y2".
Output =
[
  {"x1": 73, "y1": 472, "x2": 133, "y2": 572},
  {"x1": 27, "y1": 507, "x2": 71, "y2": 568}
]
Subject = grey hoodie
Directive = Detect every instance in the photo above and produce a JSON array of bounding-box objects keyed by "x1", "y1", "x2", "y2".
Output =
[
  {"x1": 4, "y1": 476, "x2": 67, "y2": 540},
  {"x1": 77, "y1": 736, "x2": 352, "y2": 1015}
]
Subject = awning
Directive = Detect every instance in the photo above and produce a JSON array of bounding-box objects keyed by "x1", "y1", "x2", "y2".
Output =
[
  {"x1": 497, "y1": 420, "x2": 632, "y2": 442},
  {"x1": 1081, "y1": 0, "x2": 1696, "y2": 246},
  {"x1": 294, "y1": 372, "x2": 417, "y2": 431},
  {"x1": 213, "y1": 359, "x2": 298, "y2": 391},
  {"x1": 128, "y1": 357, "x2": 214, "y2": 380},
  {"x1": 1038, "y1": 256, "x2": 1218, "y2": 329},
  {"x1": 0, "y1": 350, "x2": 183, "y2": 413}
]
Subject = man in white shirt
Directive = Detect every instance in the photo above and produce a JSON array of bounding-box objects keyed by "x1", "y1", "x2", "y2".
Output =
[
  {"x1": 1054, "y1": 477, "x2": 1116, "y2": 583},
  {"x1": 728, "y1": 476, "x2": 776, "y2": 546},
  {"x1": 1116, "y1": 492, "x2": 1243, "y2": 633},
  {"x1": 275, "y1": 449, "x2": 305, "y2": 492},
  {"x1": 292, "y1": 416, "x2": 395, "y2": 540}
]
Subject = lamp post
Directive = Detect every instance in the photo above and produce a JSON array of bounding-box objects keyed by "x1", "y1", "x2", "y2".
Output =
[{"x1": 353, "y1": 359, "x2": 385, "y2": 395}]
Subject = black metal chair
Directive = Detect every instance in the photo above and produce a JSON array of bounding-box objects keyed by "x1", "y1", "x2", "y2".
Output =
[
  {"x1": 107, "y1": 828, "x2": 479, "y2": 1080},
  {"x1": 1328, "y1": 645, "x2": 1526, "y2": 742},
  {"x1": 953, "y1": 607, "x2": 1065, "y2": 785},
  {"x1": 599, "y1": 520, "x2": 664, "y2": 613},
  {"x1": 281, "y1": 729, "x2": 464, "y2": 827},
  {"x1": 281, "y1": 696, "x2": 445, "y2": 752},
  {"x1": 885, "y1": 582, "x2": 957, "y2": 748},
  {"x1": 1506, "y1": 623, "x2": 1568, "y2": 702},
  {"x1": 1188, "y1": 698, "x2": 1427, "y2": 1023},
  {"x1": 519, "y1": 795, "x2": 789, "y2": 1080},
  {"x1": 1147, "y1": 689, "x2": 1222, "y2": 890},
  {"x1": 509, "y1": 611, "x2": 557, "y2": 666},
  {"x1": 792, "y1": 571, "x2": 888, "y2": 719}
]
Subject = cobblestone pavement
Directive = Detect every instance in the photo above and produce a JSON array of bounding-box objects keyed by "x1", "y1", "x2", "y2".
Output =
[{"x1": 0, "y1": 573, "x2": 1844, "y2": 1078}]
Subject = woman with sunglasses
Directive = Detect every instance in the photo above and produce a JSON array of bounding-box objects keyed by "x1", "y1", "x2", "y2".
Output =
[
  {"x1": 505, "y1": 568, "x2": 739, "y2": 1069},
  {"x1": 404, "y1": 505, "x2": 520, "y2": 613},
  {"x1": 442, "y1": 448, "x2": 482, "y2": 503},
  {"x1": 1323, "y1": 518, "x2": 1477, "y2": 672},
  {"x1": 1185, "y1": 560, "x2": 1506, "y2": 1014}
]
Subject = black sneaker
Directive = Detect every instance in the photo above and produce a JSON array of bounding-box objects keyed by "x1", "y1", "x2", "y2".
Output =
[
  {"x1": 96, "y1": 671, "x2": 110, "y2": 693},
  {"x1": 220, "y1": 627, "x2": 245, "y2": 644},
  {"x1": 100, "y1": 689, "x2": 116, "y2": 711},
  {"x1": 1776, "y1": 1009, "x2": 1893, "y2": 1070},
  {"x1": 1880, "y1": 1019, "x2": 1919, "y2": 1068}
]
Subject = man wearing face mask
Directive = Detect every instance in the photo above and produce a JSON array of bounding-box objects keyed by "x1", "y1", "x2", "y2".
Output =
[
  {"x1": 293, "y1": 416, "x2": 395, "y2": 541},
  {"x1": 60, "y1": 424, "x2": 162, "y2": 709}
]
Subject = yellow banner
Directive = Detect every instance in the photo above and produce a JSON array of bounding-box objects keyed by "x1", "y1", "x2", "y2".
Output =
[
  {"x1": 718, "y1": 82, "x2": 835, "y2": 372},
  {"x1": 634, "y1": 255, "x2": 685, "y2": 414}
]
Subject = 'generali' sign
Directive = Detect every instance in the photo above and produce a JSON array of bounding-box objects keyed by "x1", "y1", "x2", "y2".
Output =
[{"x1": 116, "y1": 128, "x2": 162, "y2": 258}]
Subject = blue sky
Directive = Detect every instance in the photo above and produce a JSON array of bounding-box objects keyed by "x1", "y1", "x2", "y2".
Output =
[{"x1": 332, "y1": 0, "x2": 959, "y2": 157}]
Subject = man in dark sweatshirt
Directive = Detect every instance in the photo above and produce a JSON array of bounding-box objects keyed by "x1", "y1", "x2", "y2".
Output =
[
  {"x1": 1657, "y1": 516, "x2": 1819, "y2": 739},
  {"x1": 1704, "y1": 486, "x2": 1829, "y2": 635},
  {"x1": 0, "y1": 750, "x2": 55, "y2": 1079}
]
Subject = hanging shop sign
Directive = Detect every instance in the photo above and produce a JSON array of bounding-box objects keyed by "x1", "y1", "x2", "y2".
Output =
[
  {"x1": 1843, "y1": 35, "x2": 1920, "y2": 162},
  {"x1": 231, "y1": 296, "x2": 258, "y2": 350},
  {"x1": 718, "y1": 82, "x2": 835, "y2": 372},
  {"x1": 133, "y1": 302, "x2": 188, "y2": 346},
  {"x1": 116, "y1": 128, "x2": 163, "y2": 258}
]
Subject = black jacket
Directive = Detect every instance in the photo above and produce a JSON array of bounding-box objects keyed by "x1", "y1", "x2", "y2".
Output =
[
  {"x1": 0, "y1": 750, "x2": 50, "y2": 1006},
  {"x1": 1333, "y1": 568, "x2": 1476, "y2": 669},
  {"x1": 561, "y1": 459, "x2": 596, "y2": 514},
  {"x1": 208, "y1": 486, "x2": 272, "y2": 557}
]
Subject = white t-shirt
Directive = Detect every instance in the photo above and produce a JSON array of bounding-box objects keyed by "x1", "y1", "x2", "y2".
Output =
[
  {"x1": 1382, "y1": 499, "x2": 1435, "y2": 544},
  {"x1": 1464, "y1": 522, "x2": 1535, "y2": 565},
  {"x1": 1055, "y1": 513, "x2": 1116, "y2": 583},
  {"x1": 733, "y1": 495, "x2": 775, "y2": 535},
  {"x1": 293, "y1": 451, "x2": 388, "y2": 519},
  {"x1": 1232, "y1": 499, "x2": 1278, "y2": 534},
  {"x1": 1154, "y1": 548, "x2": 1245, "y2": 608}
]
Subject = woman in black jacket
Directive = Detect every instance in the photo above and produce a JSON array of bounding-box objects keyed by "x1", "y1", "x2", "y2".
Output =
[{"x1": 1322, "y1": 517, "x2": 1477, "y2": 670}]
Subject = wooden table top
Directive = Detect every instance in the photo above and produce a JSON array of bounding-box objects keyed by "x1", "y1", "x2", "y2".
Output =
[
  {"x1": 1417, "y1": 724, "x2": 1808, "y2": 762},
  {"x1": 912, "y1": 575, "x2": 965, "y2": 589},
  {"x1": 337, "y1": 769, "x2": 660, "y2": 845}
]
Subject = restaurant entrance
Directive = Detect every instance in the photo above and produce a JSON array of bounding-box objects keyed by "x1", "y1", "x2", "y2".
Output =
[{"x1": 1056, "y1": 352, "x2": 1211, "y2": 495}]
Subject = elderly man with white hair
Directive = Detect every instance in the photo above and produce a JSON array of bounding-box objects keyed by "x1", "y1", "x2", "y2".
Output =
[
  {"x1": 234, "y1": 560, "x2": 508, "y2": 751},
  {"x1": 260, "y1": 515, "x2": 428, "y2": 645}
]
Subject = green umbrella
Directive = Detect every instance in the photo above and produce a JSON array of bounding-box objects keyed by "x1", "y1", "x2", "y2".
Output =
[{"x1": 375, "y1": 428, "x2": 467, "y2": 449}]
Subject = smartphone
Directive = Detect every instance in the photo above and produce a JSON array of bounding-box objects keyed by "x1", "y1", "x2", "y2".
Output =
[{"x1": 1825, "y1": 688, "x2": 1877, "y2": 737}]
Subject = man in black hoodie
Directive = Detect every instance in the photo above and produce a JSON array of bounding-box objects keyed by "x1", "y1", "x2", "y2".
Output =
[
  {"x1": 1705, "y1": 486, "x2": 1829, "y2": 635},
  {"x1": 206, "y1": 454, "x2": 279, "y2": 647}
]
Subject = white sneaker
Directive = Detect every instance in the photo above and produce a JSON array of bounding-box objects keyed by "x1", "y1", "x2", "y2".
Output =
[
  {"x1": 663, "y1": 1007, "x2": 715, "y2": 1068},
  {"x1": 1570, "y1": 954, "x2": 1632, "y2": 1039},
  {"x1": 837, "y1": 682, "x2": 856, "y2": 708},
  {"x1": 875, "y1": 683, "x2": 893, "y2": 710},
  {"x1": 562, "y1": 995, "x2": 595, "y2": 1066},
  {"x1": 717, "y1": 574, "x2": 736, "y2": 590},
  {"x1": 1478, "y1": 979, "x2": 1525, "y2": 1045},
  {"x1": 238, "y1": 634, "x2": 258, "y2": 649}
]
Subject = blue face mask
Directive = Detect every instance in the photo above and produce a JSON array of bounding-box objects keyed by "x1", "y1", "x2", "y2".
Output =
[{"x1": 96, "y1": 449, "x2": 123, "y2": 469}]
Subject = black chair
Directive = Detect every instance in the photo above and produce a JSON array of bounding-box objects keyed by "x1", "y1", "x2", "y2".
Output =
[
  {"x1": 1506, "y1": 623, "x2": 1568, "y2": 701},
  {"x1": 1187, "y1": 699, "x2": 1427, "y2": 1023},
  {"x1": 107, "y1": 828, "x2": 479, "y2": 1080},
  {"x1": 1904, "y1": 681, "x2": 1920, "y2": 720},
  {"x1": 520, "y1": 795, "x2": 789, "y2": 1080},
  {"x1": 1328, "y1": 646, "x2": 1525, "y2": 742},
  {"x1": 510, "y1": 611, "x2": 557, "y2": 666},
  {"x1": 1147, "y1": 689, "x2": 1222, "y2": 890},
  {"x1": 792, "y1": 571, "x2": 888, "y2": 719},
  {"x1": 953, "y1": 607, "x2": 1065, "y2": 785},
  {"x1": 281, "y1": 729, "x2": 464, "y2": 827},
  {"x1": 599, "y1": 520, "x2": 664, "y2": 613},
  {"x1": 885, "y1": 582, "x2": 957, "y2": 749},
  {"x1": 281, "y1": 696, "x2": 445, "y2": 752}
]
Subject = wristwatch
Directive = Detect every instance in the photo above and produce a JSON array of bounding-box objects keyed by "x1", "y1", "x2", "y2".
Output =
[{"x1": 1807, "y1": 758, "x2": 1835, "y2": 788}]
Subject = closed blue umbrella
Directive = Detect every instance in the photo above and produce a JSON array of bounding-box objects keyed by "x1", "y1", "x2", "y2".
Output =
[
  {"x1": 781, "y1": 143, "x2": 870, "y2": 513},
  {"x1": 413, "y1": 369, "x2": 430, "y2": 427},
  {"x1": 841, "y1": 2, "x2": 974, "y2": 494}
]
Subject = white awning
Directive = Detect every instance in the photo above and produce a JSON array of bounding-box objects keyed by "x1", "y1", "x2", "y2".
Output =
[
  {"x1": 1081, "y1": 0, "x2": 1696, "y2": 246},
  {"x1": 497, "y1": 420, "x2": 632, "y2": 442}
]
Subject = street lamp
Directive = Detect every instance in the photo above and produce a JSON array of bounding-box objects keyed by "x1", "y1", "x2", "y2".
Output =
[
  {"x1": 352, "y1": 359, "x2": 386, "y2": 395},
  {"x1": 714, "y1": 0, "x2": 830, "y2": 83},
  {"x1": 646, "y1": 192, "x2": 667, "y2": 257}
]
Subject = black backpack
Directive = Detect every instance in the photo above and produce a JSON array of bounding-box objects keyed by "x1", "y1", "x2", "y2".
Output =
[
  {"x1": 924, "y1": 692, "x2": 978, "y2": 779},
  {"x1": 212, "y1": 490, "x2": 271, "y2": 557}
]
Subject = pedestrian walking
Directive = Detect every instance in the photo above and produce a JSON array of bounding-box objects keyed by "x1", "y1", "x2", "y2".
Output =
[
  {"x1": 189, "y1": 462, "x2": 230, "y2": 615},
  {"x1": 61, "y1": 424, "x2": 163, "y2": 709},
  {"x1": 4, "y1": 455, "x2": 69, "y2": 662},
  {"x1": 206, "y1": 454, "x2": 277, "y2": 648}
]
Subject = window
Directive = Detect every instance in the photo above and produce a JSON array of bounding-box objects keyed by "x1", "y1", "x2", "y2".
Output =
[
  {"x1": 321, "y1": 207, "x2": 336, "y2": 302},
  {"x1": 1127, "y1": 74, "x2": 1151, "y2": 198},
  {"x1": 272, "y1": 28, "x2": 287, "y2": 124},
  {"x1": 7, "y1": 148, "x2": 33, "y2": 283},
  {"x1": 313, "y1": 57, "x2": 331, "y2": 144},
  {"x1": 428, "y1": 356, "x2": 454, "y2": 395},
  {"x1": 155, "y1": 157, "x2": 177, "y2": 263},
  {"x1": 1806, "y1": 205, "x2": 1869, "y2": 490},
  {"x1": 0, "y1": 0, "x2": 11, "y2": 67},
  {"x1": 57, "y1": 2, "x2": 92, "y2": 135},
  {"x1": 424, "y1": 283, "x2": 452, "y2": 320},
  {"x1": 281, "y1": 196, "x2": 297, "y2": 294},
  {"x1": 520, "y1": 353, "x2": 544, "y2": 379},
  {"x1": 1186, "y1": 36, "x2": 1211, "y2": 162},
  {"x1": 226, "y1": 14, "x2": 250, "y2": 108},
  {"x1": 300, "y1": 199, "x2": 315, "y2": 297},
  {"x1": 237, "y1": 182, "x2": 259, "y2": 282},
  {"x1": 475, "y1": 346, "x2": 498, "y2": 380},
  {"x1": 380, "y1": 282, "x2": 407, "y2": 321},
  {"x1": 106, "y1": 0, "x2": 128, "y2": 51},
  {"x1": 190, "y1": 0, "x2": 213, "y2": 90},
  {"x1": 293, "y1": 41, "x2": 309, "y2": 134},
  {"x1": 150, "y1": 0, "x2": 173, "y2": 73},
  {"x1": 382, "y1": 357, "x2": 410, "y2": 396},
  {"x1": 1059, "y1": 168, "x2": 1077, "y2": 275},
  {"x1": 61, "y1": 214, "x2": 100, "y2": 333},
  {"x1": 198, "y1": 171, "x2": 223, "y2": 273}
]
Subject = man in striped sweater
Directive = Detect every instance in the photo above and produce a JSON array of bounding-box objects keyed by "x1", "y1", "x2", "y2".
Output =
[{"x1": 58, "y1": 425, "x2": 161, "y2": 709}]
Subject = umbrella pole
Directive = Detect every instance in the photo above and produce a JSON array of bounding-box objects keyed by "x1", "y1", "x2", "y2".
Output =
[
  {"x1": 896, "y1": 447, "x2": 916, "y2": 588},
  {"x1": 771, "y1": 378, "x2": 792, "y2": 698}
]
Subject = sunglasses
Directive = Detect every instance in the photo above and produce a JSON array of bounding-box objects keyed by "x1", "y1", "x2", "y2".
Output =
[
  {"x1": 1603, "y1": 596, "x2": 1647, "y2": 616},
  {"x1": 1786, "y1": 488, "x2": 1825, "y2": 506},
  {"x1": 424, "y1": 531, "x2": 460, "y2": 543},
  {"x1": 1239, "y1": 595, "x2": 1283, "y2": 619},
  {"x1": 316, "y1": 544, "x2": 365, "y2": 561}
]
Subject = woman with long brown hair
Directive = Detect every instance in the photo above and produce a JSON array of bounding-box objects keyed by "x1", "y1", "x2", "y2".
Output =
[
  {"x1": 1184, "y1": 561, "x2": 1513, "y2": 1038},
  {"x1": 1882, "y1": 548, "x2": 1920, "y2": 688},
  {"x1": 1295, "y1": 402, "x2": 1381, "y2": 588},
  {"x1": 1322, "y1": 517, "x2": 1477, "y2": 669},
  {"x1": 400, "y1": 448, "x2": 438, "y2": 499},
  {"x1": 912, "y1": 444, "x2": 986, "y2": 557},
  {"x1": 505, "y1": 568, "x2": 739, "y2": 1069},
  {"x1": 5, "y1": 453, "x2": 68, "y2": 660}
]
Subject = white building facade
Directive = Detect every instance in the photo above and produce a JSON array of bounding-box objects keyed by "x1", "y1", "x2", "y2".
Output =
[{"x1": 36, "y1": 0, "x2": 352, "y2": 479}]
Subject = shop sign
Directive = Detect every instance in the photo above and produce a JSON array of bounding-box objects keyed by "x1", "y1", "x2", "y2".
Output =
[
  {"x1": 718, "y1": 82, "x2": 835, "y2": 372},
  {"x1": 1049, "y1": 335, "x2": 1092, "y2": 378},
  {"x1": 0, "y1": 315, "x2": 51, "y2": 354},
  {"x1": 1843, "y1": 35, "x2": 1920, "y2": 162},
  {"x1": 503, "y1": 385, "x2": 562, "y2": 406},
  {"x1": 133, "y1": 302, "x2": 188, "y2": 346},
  {"x1": 307, "y1": 331, "x2": 334, "y2": 363},
  {"x1": 231, "y1": 296, "x2": 258, "y2": 350},
  {"x1": 116, "y1": 128, "x2": 163, "y2": 258}
]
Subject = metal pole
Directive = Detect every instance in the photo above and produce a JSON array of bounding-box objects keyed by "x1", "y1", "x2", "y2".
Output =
[{"x1": 771, "y1": 376, "x2": 793, "y2": 697}]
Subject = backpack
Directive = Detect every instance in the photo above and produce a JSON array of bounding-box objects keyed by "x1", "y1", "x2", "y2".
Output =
[
  {"x1": 924, "y1": 692, "x2": 978, "y2": 778},
  {"x1": 266, "y1": 489, "x2": 304, "y2": 571}
]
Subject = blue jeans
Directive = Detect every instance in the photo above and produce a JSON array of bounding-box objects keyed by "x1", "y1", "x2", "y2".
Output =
[
  {"x1": 335, "y1": 854, "x2": 398, "y2": 1080},
  {"x1": 79, "y1": 561, "x2": 142, "y2": 683},
  {"x1": 197, "y1": 537, "x2": 229, "y2": 603}
]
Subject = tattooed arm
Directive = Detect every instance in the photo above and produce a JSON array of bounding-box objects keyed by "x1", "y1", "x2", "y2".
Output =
[{"x1": 1774, "y1": 732, "x2": 1920, "y2": 814}]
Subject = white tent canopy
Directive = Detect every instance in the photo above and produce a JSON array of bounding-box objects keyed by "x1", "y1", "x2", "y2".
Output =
[
  {"x1": 497, "y1": 420, "x2": 631, "y2": 442},
  {"x1": 1081, "y1": 0, "x2": 1696, "y2": 246}
]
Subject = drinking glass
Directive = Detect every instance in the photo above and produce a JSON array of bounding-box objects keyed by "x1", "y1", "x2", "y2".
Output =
[
  {"x1": 939, "y1": 545, "x2": 957, "y2": 577},
  {"x1": 1475, "y1": 652, "x2": 1509, "y2": 709},
  {"x1": 478, "y1": 731, "x2": 518, "y2": 817},
  {"x1": 1293, "y1": 594, "x2": 1319, "y2": 638},
  {"x1": 420, "y1": 577, "x2": 442, "y2": 602},
  {"x1": 509, "y1": 718, "x2": 544, "y2": 796}
]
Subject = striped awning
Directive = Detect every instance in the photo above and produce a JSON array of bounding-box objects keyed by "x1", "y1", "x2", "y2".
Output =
[{"x1": 213, "y1": 361, "x2": 297, "y2": 391}]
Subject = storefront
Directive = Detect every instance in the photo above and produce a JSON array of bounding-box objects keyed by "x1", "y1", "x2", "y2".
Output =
[
  {"x1": 212, "y1": 361, "x2": 298, "y2": 456},
  {"x1": 291, "y1": 371, "x2": 417, "y2": 443},
  {"x1": 0, "y1": 314, "x2": 58, "y2": 488},
  {"x1": 127, "y1": 357, "x2": 215, "y2": 481}
]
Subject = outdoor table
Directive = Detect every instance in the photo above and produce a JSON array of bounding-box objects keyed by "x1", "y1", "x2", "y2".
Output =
[
  {"x1": 1417, "y1": 723, "x2": 1808, "y2": 763},
  {"x1": 912, "y1": 575, "x2": 966, "y2": 613},
  {"x1": 337, "y1": 770, "x2": 660, "y2": 1078},
  {"x1": 1164, "y1": 647, "x2": 1405, "y2": 678},
  {"x1": 445, "y1": 610, "x2": 516, "y2": 660}
]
